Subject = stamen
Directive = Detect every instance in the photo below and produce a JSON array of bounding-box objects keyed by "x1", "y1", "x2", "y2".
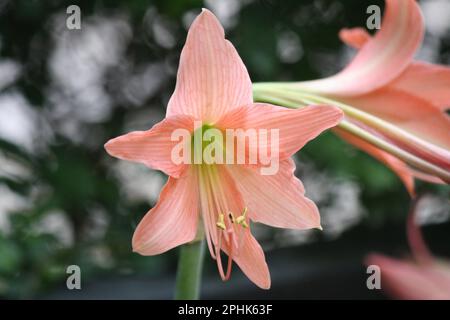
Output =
[
  {"x1": 236, "y1": 207, "x2": 248, "y2": 228},
  {"x1": 197, "y1": 164, "x2": 244, "y2": 281},
  {"x1": 228, "y1": 227, "x2": 239, "y2": 249},
  {"x1": 205, "y1": 230, "x2": 216, "y2": 259},
  {"x1": 216, "y1": 213, "x2": 226, "y2": 230},
  {"x1": 224, "y1": 243, "x2": 233, "y2": 280},
  {"x1": 215, "y1": 231, "x2": 233, "y2": 281},
  {"x1": 215, "y1": 236, "x2": 226, "y2": 279}
]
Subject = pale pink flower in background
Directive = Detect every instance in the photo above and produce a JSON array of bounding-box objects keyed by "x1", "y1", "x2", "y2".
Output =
[
  {"x1": 331, "y1": 0, "x2": 450, "y2": 196},
  {"x1": 104, "y1": 9, "x2": 342, "y2": 288},
  {"x1": 366, "y1": 200, "x2": 450, "y2": 300},
  {"x1": 366, "y1": 254, "x2": 450, "y2": 300}
]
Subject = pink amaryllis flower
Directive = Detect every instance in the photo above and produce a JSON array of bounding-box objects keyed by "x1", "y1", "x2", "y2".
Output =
[
  {"x1": 253, "y1": 0, "x2": 450, "y2": 196},
  {"x1": 365, "y1": 199, "x2": 450, "y2": 300},
  {"x1": 104, "y1": 9, "x2": 342, "y2": 288}
]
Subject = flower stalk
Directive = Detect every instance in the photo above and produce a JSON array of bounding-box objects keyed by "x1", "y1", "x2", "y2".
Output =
[
  {"x1": 174, "y1": 240, "x2": 205, "y2": 300},
  {"x1": 253, "y1": 83, "x2": 450, "y2": 183}
]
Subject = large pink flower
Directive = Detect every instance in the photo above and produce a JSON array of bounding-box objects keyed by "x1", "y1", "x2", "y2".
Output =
[{"x1": 104, "y1": 9, "x2": 342, "y2": 288}]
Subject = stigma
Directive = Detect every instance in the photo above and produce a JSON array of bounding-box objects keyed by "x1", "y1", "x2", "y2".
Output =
[{"x1": 214, "y1": 207, "x2": 249, "y2": 281}]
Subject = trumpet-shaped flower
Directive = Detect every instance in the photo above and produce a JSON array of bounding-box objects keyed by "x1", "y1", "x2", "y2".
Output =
[
  {"x1": 253, "y1": 0, "x2": 450, "y2": 195},
  {"x1": 105, "y1": 9, "x2": 342, "y2": 288}
]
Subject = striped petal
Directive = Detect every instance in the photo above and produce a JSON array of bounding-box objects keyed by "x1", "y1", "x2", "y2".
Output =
[
  {"x1": 166, "y1": 9, "x2": 252, "y2": 122},
  {"x1": 228, "y1": 159, "x2": 321, "y2": 229},
  {"x1": 216, "y1": 103, "x2": 343, "y2": 164},
  {"x1": 339, "y1": 28, "x2": 450, "y2": 112},
  {"x1": 132, "y1": 169, "x2": 199, "y2": 255},
  {"x1": 104, "y1": 115, "x2": 194, "y2": 178},
  {"x1": 390, "y1": 62, "x2": 450, "y2": 112},
  {"x1": 224, "y1": 229, "x2": 271, "y2": 289},
  {"x1": 339, "y1": 88, "x2": 450, "y2": 150},
  {"x1": 299, "y1": 0, "x2": 424, "y2": 96}
]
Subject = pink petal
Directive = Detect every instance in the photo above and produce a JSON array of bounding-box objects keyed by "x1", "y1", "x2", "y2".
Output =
[
  {"x1": 390, "y1": 62, "x2": 450, "y2": 112},
  {"x1": 104, "y1": 115, "x2": 194, "y2": 178},
  {"x1": 339, "y1": 29, "x2": 450, "y2": 112},
  {"x1": 166, "y1": 9, "x2": 252, "y2": 122},
  {"x1": 226, "y1": 230, "x2": 271, "y2": 289},
  {"x1": 340, "y1": 88, "x2": 450, "y2": 150},
  {"x1": 228, "y1": 159, "x2": 321, "y2": 229},
  {"x1": 299, "y1": 0, "x2": 424, "y2": 96},
  {"x1": 365, "y1": 254, "x2": 450, "y2": 300},
  {"x1": 216, "y1": 103, "x2": 343, "y2": 163},
  {"x1": 132, "y1": 169, "x2": 199, "y2": 255},
  {"x1": 339, "y1": 27, "x2": 370, "y2": 49},
  {"x1": 408, "y1": 168, "x2": 445, "y2": 185},
  {"x1": 335, "y1": 128, "x2": 415, "y2": 197},
  {"x1": 406, "y1": 206, "x2": 434, "y2": 265}
]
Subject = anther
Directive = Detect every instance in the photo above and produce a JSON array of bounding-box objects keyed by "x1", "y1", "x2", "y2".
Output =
[
  {"x1": 236, "y1": 207, "x2": 248, "y2": 228},
  {"x1": 216, "y1": 213, "x2": 226, "y2": 230},
  {"x1": 228, "y1": 212, "x2": 235, "y2": 223}
]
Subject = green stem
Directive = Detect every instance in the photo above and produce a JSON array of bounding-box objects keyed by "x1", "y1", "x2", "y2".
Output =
[
  {"x1": 270, "y1": 87, "x2": 450, "y2": 164},
  {"x1": 174, "y1": 240, "x2": 205, "y2": 300},
  {"x1": 253, "y1": 85, "x2": 450, "y2": 182},
  {"x1": 338, "y1": 120, "x2": 450, "y2": 181}
]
